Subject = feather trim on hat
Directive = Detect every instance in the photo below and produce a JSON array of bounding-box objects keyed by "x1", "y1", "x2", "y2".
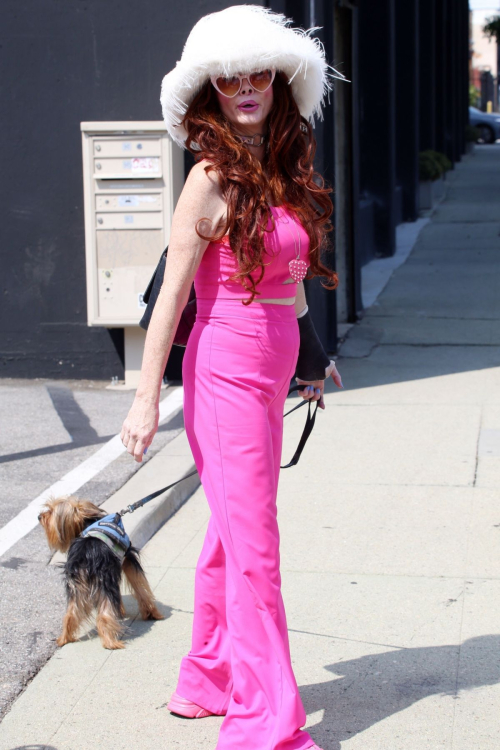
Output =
[{"x1": 160, "y1": 4, "x2": 350, "y2": 149}]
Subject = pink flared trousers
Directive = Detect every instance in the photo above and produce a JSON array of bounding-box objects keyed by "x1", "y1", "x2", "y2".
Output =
[{"x1": 176, "y1": 297, "x2": 315, "y2": 750}]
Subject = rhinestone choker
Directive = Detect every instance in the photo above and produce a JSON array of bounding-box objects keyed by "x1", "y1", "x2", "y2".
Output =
[{"x1": 233, "y1": 132, "x2": 267, "y2": 147}]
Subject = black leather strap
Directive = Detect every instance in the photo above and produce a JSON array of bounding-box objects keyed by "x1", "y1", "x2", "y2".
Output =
[
  {"x1": 119, "y1": 470, "x2": 199, "y2": 517},
  {"x1": 118, "y1": 383, "x2": 319, "y2": 517},
  {"x1": 280, "y1": 384, "x2": 319, "y2": 468}
]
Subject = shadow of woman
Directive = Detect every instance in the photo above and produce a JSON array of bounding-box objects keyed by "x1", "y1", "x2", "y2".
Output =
[{"x1": 300, "y1": 635, "x2": 500, "y2": 748}]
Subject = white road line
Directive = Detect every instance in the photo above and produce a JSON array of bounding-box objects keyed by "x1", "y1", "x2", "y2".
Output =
[{"x1": 0, "y1": 387, "x2": 184, "y2": 559}]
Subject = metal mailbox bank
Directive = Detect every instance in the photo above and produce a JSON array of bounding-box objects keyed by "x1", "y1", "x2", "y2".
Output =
[{"x1": 81, "y1": 121, "x2": 184, "y2": 387}]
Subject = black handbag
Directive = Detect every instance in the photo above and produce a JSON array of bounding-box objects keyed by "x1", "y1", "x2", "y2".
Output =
[{"x1": 139, "y1": 245, "x2": 197, "y2": 347}]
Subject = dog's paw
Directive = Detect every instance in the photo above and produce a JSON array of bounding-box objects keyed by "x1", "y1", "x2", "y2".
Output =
[
  {"x1": 56, "y1": 635, "x2": 76, "y2": 647},
  {"x1": 143, "y1": 605, "x2": 164, "y2": 621},
  {"x1": 103, "y1": 639, "x2": 126, "y2": 650}
]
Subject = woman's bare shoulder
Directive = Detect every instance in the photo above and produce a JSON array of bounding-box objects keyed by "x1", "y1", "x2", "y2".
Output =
[
  {"x1": 188, "y1": 158, "x2": 223, "y2": 188},
  {"x1": 169, "y1": 159, "x2": 227, "y2": 250},
  {"x1": 182, "y1": 160, "x2": 227, "y2": 227},
  {"x1": 177, "y1": 160, "x2": 224, "y2": 212}
]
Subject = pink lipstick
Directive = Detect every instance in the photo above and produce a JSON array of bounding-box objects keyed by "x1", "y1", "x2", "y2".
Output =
[{"x1": 238, "y1": 101, "x2": 259, "y2": 112}]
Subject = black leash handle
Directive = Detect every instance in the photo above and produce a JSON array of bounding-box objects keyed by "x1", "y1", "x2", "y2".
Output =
[
  {"x1": 280, "y1": 384, "x2": 320, "y2": 469},
  {"x1": 118, "y1": 383, "x2": 319, "y2": 518}
]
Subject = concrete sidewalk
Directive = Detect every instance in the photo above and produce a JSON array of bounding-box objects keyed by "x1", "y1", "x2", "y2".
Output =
[{"x1": 1, "y1": 145, "x2": 499, "y2": 750}]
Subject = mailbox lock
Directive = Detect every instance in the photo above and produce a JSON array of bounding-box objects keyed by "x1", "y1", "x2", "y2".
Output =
[
  {"x1": 105, "y1": 271, "x2": 111, "y2": 278},
  {"x1": 96, "y1": 163, "x2": 101, "y2": 169},
  {"x1": 98, "y1": 218, "x2": 103, "y2": 224},
  {"x1": 137, "y1": 143, "x2": 143, "y2": 149},
  {"x1": 96, "y1": 144, "x2": 101, "y2": 152}
]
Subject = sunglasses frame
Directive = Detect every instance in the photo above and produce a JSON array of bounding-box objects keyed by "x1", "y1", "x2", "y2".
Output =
[{"x1": 210, "y1": 68, "x2": 276, "y2": 98}]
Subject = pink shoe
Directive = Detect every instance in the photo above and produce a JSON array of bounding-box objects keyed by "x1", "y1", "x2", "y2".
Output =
[
  {"x1": 167, "y1": 690, "x2": 220, "y2": 718},
  {"x1": 309, "y1": 745, "x2": 325, "y2": 750}
]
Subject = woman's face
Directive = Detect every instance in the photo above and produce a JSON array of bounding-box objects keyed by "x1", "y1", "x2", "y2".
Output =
[{"x1": 214, "y1": 72, "x2": 274, "y2": 135}]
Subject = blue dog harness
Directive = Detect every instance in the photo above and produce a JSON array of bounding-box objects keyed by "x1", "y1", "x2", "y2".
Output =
[{"x1": 81, "y1": 513, "x2": 131, "y2": 561}]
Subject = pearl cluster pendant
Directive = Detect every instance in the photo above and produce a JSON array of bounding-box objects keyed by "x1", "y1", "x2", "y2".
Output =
[
  {"x1": 284, "y1": 212, "x2": 308, "y2": 282},
  {"x1": 288, "y1": 258, "x2": 308, "y2": 283}
]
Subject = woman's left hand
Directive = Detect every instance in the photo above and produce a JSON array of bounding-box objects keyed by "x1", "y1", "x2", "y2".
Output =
[{"x1": 295, "y1": 360, "x2": 343, "y2": 410}]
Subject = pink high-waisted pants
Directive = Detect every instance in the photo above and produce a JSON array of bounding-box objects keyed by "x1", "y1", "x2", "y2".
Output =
[{"x1": 176, "y1": 297, "x2": 315, "y2": 750}]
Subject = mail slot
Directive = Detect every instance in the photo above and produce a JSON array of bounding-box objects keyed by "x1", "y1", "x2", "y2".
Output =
[
  {"x1": 93, "y1": 155, "x2": 163, "y2": 180},
  {"x1": 93, "y1": 137, "x2": 162, "y2": 157},
  {"x1": 95, "y1": 193, "x2": 162, "y2": 212}
]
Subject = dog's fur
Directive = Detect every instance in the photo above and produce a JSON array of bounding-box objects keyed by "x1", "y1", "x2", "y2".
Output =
[{"x1": 38, "y1": 495, "x2": 163, "y2": 649}]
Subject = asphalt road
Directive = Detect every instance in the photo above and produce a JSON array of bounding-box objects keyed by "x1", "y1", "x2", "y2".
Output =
[{"x1": 0, "y1": 376, "x2": 185, "y2": 720}]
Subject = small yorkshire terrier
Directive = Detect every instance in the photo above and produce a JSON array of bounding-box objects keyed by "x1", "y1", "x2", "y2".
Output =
[{"x1": 38, "y1": 495, "x2": 163, "y2": 649}]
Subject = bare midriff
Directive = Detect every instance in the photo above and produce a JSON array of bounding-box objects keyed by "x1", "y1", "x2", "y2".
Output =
[
  {"x1": 234, "y1": 283, "x2": 296, "y2": 304},
  {"x1": 257, "y1": 297, "x2": 296, "y2": 304},
  {"x1": 230, "y1": 270, "x2": 296, "y2": 305}
]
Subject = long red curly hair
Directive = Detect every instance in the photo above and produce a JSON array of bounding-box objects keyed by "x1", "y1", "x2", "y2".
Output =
[{"x1": 181, "y1": 70, "x2": 338, "y2": 305}]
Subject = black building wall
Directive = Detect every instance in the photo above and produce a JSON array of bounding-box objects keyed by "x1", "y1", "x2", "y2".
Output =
[
  {"x1": 357, "y1": 0, "x2": 397, "y2": 259},
  {"x1": 0, "y1": 0, "x2": 471, "y2": 379},
  {"x1": 0, "y1": 0, "x2": 236, "y2": 380},
  {"x1": 395, "y1": 0, "x2": 420, "y2": 223},
  {"x1": 353, "y1": 0, "x2": 469, "y2": 272}
]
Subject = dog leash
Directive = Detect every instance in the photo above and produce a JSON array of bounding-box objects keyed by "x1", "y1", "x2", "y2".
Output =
[{"x1": 117, "y1": 384, "x2": 319, "y2": 519}]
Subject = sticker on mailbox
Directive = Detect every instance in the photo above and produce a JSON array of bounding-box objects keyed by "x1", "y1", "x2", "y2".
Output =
[
  {"x1": 131, "y1": 157, "x2": 160, "y2": 175},
  {"x1": 119, "y1": 195, "x2": 139, "y2": 207}
]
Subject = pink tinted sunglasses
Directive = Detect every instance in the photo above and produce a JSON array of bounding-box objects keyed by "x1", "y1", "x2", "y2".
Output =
[{"x1": 210, "y1": 68, "x2": 276, "y2": 98}]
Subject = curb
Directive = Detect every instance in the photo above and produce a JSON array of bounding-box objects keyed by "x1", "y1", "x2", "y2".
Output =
[{"x1": 51, "y1": 429, "x2": 199, "y2": 565}]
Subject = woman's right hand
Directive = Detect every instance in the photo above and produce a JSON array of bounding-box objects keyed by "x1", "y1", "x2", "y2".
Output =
[
  {"x1": 295, "y1": 360, "x2": 343, "y2": 410},
  {"x1": 120, "y1": 395, "x2": 159, "y2": 463}
]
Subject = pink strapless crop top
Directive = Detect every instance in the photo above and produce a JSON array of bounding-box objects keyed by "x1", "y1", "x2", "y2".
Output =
[{"x1": 194, "y1": 205, "x2": 310, "y2": 300}]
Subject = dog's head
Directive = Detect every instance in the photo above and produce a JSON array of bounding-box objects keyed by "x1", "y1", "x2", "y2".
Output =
[{"x1": 38, "y1": 495, "x2": 105, "y2": 552}]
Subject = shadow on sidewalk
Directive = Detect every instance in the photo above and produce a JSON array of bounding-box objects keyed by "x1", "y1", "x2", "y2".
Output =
[
  {"x1": 301, "y1": 634, "x2": 500, "y2": 747},
  {"x1": 330, "y1": 343, "x2": 500, "y2": 393},
  {"x1": 74, "y1": 597, "x2": 175, "y2": 646}
]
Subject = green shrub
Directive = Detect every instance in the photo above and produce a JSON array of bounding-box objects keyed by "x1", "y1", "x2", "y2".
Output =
[
  {"x1": 469, "y1": 84, "x2": 480, "y2": 107},
  {"x1": 433, "y1": 151, "x2": 452, "y2": 173},
  {"x1": 419, "y1": 151, "x2": 442, "y2": 181}
]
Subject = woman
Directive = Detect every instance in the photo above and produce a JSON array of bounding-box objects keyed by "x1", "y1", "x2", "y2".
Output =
[{"x1": 120, "y1": 6, "x2": 347, "y2": 749}]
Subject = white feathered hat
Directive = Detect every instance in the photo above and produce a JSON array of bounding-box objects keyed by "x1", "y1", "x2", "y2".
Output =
[{"x1": 160, "y1": 4, "x2": 349, "y2": 149}]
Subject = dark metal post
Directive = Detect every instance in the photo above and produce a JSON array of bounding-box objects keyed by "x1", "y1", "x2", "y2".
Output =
[
  {"x1": 357, "y1": 0, "x2": 397, "y2": 258},
  {"x1": 395, "y1": 0, "x2": 420, "y2": 222}
]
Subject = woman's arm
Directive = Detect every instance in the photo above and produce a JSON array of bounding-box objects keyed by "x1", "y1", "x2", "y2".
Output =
[
  {"x1": 120, "y1": 160, "x2": 225, "y2": 462},
  {"x1": 295, "y1": 281, "x2": 344, "y2": 409},
  {"x1": 292, "y1": 189, "x2": 343, "y2": 406}
]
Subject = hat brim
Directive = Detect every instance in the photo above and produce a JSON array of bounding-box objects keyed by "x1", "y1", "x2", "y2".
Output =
[{"x1": 160, "y1": 5, "x2": 349, "y2": 149}]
